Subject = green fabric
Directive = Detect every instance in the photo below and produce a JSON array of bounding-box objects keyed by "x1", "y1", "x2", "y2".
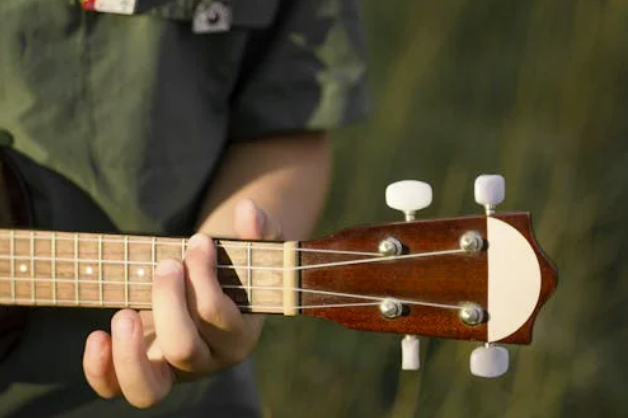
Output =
[
  {"x1": 0, "y1": 148, "x2": 265, "y2": 418},
  {"x1": 0, "y1": 0, "x2": 368, "y2": 416},
  {"x1": 0, "y1": 0, "x2": 368, "y2": 234}
]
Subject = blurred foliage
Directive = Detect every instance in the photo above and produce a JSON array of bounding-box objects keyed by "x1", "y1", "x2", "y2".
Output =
[{"x1": 255, "y1": 1, "x2": 628, "y2": 417}]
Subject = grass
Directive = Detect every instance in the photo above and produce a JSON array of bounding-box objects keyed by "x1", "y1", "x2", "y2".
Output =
[{"x1": 255, "y1": 1, "x2": 628, "y2": 417}]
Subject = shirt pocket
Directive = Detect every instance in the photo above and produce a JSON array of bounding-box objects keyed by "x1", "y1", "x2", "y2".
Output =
[{"x1": 149, "y1": 0, "x2": 279, "y2": 33}]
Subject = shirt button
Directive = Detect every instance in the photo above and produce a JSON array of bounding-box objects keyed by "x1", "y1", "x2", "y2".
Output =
[{"x1": 193, "y1": 1, "x2": 232, "y2": 34}]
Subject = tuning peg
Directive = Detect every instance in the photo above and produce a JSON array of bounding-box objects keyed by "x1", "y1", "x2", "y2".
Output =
[
  {"x1": 386, "y1": 180, "x2": 433, "y2": 221},
  {"x1": 470, "y1": 343, "x2": 509, "y2": 378},
  {"x1": 401, "y1": 335, "x2": 420, "y2": 371},
  {"x1": 474, "y1": 175, "x2": 505, "y2": 215},
  {"x1": 386, "y1": 181, "x2": 429, "y2": 370}
]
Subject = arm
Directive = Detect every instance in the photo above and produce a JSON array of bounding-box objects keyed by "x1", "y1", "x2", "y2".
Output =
[
  {"x1": 196, "y1": 130, "x2": 331, "y2": 240},
  {"x1": 82, "y1": 132, "x2": 331, "y2": 408}
]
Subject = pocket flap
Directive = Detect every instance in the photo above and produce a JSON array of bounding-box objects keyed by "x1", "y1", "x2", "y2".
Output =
[{"x1": 150, "y1": 0, "x2": 279, "y2": 29}]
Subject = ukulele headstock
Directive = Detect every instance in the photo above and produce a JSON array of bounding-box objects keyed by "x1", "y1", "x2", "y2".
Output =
[{"x1": 300, "y1": 175, "x2": 557, "y2": 377}]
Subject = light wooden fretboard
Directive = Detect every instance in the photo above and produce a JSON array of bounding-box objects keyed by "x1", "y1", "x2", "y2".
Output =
[{"x1": 0, "y1": 229, "x2": 299, "y2": 315}]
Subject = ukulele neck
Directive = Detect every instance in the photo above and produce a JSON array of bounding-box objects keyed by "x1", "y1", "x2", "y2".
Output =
[{"x1": 0, "y1": 229, "x2": 300, "y2": 315}]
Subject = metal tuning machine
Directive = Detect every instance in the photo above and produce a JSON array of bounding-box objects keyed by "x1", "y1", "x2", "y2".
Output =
[{"x1": 385, "y1": 180, "x2": 433, "y2": 371}]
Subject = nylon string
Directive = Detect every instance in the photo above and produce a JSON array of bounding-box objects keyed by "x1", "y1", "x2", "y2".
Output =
[
  {"x1": 0, "y1": 234, "x2": 469, "y2": 312},
  {"x1": 0, "y1": 233, "x2": 382, "y2": 257},
  {"x1": 0, "y1": 297, "x2": 385, "y2": 311},
  {"x1": 0, "y1": 248, "x2": 465, "y2": 272},
  {"x1": 0, "y1": 277, "x2": 464, "y2": 311}
]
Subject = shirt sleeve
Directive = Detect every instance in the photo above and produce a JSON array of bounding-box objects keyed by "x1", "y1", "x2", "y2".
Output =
[{"x1": 228, "y1": 0, "x2": 370, "y2": 140}]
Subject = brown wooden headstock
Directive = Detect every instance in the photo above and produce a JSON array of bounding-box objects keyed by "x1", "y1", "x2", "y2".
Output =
[{"x1": 300, "y1": 212, "x2": 557, "y2": 345}]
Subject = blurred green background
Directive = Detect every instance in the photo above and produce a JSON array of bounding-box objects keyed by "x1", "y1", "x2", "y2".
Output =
[{"x1": 255, "y1": 1, "x2": 628, "y2": 417}]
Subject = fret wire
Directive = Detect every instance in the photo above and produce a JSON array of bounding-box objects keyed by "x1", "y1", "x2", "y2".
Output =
[
  {"x1": 124, "y1": 236, "x2": 129, "y2": 308},
  {"x1": 246, "y1": 242, "x2": 252, "y2": 303},
  {"x1": 0, "y1": 296, "x2": 152, "y2": 308},
  {"x1": 181, "y1": 238, "x2": 186, "y2": 260},
  {"x1": 98, "y1": 234, "x2": 103, "y2": 307},
  {"x1": 0, "y1": 277, "x2": 150, "y2": 286},
  {"x1": 1, "y1": 232, "x2": 388, "y2": 261},
  {"x1": 0, "y1": 255, "x2": 159, "y2": 266},
  {"x1": 30, "y1": 231, "x2": 35, "y2": 303},
  {"x1": 9, "y1": 230, "x2": 15, "y2": 302},
  {"x1": 74, "y1": 233, "x2": 79, "y2": 305},
  {"x1": 51, "y1": 232, "x2": 57, "y2": 305},
  {"x1": 0, "y1": 232, "x2": 380, "y2": 257}
]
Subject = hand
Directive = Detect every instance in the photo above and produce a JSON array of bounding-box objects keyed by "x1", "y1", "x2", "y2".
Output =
[{"x1": 82, "y1": 199, "x2": 282, "y2": 408}]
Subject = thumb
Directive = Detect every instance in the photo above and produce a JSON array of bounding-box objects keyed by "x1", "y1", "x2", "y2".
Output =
[{"x1": 233, "y1": 199, "x2": 283, "y2": 241}]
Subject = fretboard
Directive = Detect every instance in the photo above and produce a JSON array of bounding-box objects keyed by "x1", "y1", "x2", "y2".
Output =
[{"x1": 0, "y1": 229, "x2": 299, "y2": 315}]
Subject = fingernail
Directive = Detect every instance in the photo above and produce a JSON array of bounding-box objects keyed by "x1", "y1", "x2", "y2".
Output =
[
  {"x1": 115, "y1": 317, "x2": 135, "y2": 339},
  {"x1": 85, "y1": 337, "x2": 103, "y2": 359},
  {"x1": 155, "y1": 259, "x2": 182, "y2": 277},
  {"x1": 188, "y1": 233, "x2": 208, "y2": 250}
]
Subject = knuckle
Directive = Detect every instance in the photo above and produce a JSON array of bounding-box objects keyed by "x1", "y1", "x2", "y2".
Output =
[
  {"x1": 184, "y1": 246, "x2": 216, "y2": 276},
  {"x1": 196, "y1": 298, "x2": 223, "y2": 325},
  {"x1": 83, "y1": 358, "x2": 106, "y2": 381},
  {"x1": 164, "y1": 337, "x2": 201, "y2": 368}
]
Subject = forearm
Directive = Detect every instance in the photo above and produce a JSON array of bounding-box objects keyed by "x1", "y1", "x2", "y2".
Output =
[{"x1": 195, "y1": 132, "x2": 331, "y2": 241}]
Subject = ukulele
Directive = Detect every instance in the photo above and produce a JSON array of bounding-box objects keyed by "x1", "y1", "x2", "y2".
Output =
[{"x1": 0, "y1": 161, "x2": 557, "y2": 378}]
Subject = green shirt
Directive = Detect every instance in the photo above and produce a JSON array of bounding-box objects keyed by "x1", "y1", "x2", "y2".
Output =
[
  {"x1": 0, "y1": 1, "x2": 368, "y2": 416},
  {"x1": 0, "y1": 0, "x2": 368, "y2": 234}
]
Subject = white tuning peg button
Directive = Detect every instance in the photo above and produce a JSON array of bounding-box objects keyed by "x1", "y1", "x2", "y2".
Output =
[
  {"x1": 470, "y1": 344, "x2": 509, "y2": 378},
  {"x1": 401, "y1": 335, "x2": 420, "y2": 371},
  {"x1": 474, "y1": 175, "x2": 505, "y2": 215},
  {"x1": 386, "y1": 180, "x2": 433, "y2": 221}
]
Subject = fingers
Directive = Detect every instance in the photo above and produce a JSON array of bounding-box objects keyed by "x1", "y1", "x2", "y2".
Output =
[
  {"x1": 83, "y1": 312, "x2": 174, "y2": 408},
  {"x1": 184, "y1": 234, "x2": 247, "y2": 360},
  {"x1": 234, "y1": 199, "x2": 282, "y2": 240},
  {"x1": 85, "y1": 198, "x2": 275, "y2": 406},
  {"x1": 152, "y1": 258, "x2": 212, "y2": 373},
  {"x1": 110, "y1": 309, "x2": 174, "y2": 408},
  {"x1": 83, "y1": 330, "x2": 120, "y2": 399},
  {"x1": 233, "y1": 199, "x2": 272, "y2": 335},
  {"x1": 154, "y1": 234, "x2": 254, "y2": 379}
]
